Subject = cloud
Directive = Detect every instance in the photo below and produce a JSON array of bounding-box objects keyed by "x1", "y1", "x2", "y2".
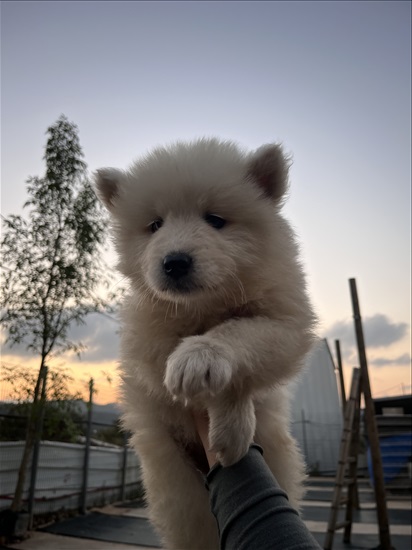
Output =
[
  {"x1": 370, "y1": 354, "x2": 411, "y2": 368},
  {"x1": 2, "y1": 311, "x2": 120, "y2": 364},
  {"x1": 67, "y1": 312, "x2": 120, "y2": 363},
  {"x1": 325, "y1": 314, "x2": 409, "y2": 350},
  {"x1": 1, "y1": 329, "x2": 36, "y2": 359},
  {"x1": 363, "y1": 314, "x2": 409, "y2": 348},
  {"x1": 3, "y1": 308, "x2": 409, "y2": 371},
  {"x1": 324, "y1": 313, "x2": 410, "y2": 368}
]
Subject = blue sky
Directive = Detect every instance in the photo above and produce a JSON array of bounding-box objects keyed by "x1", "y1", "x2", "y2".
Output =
[{"x1": 1, "y1": 1, "x2": 411, "y2": 399}]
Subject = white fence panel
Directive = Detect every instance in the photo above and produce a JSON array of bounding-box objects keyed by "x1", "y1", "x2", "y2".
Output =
[{"x1": 0, "y1": 440, "x2": 141, "y2": 514}]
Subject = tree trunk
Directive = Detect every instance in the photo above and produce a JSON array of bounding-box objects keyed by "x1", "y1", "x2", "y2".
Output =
[{"x1": 10, "y1": 361, "x2": 46, "y2": 512}]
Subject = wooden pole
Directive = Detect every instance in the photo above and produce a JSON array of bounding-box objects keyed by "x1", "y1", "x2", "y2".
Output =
[
  {"x1": 120, "y1": 431, "x2": 128, "y2": 502},
  {"x1": 334, "y1": 340, "x2": 360, "y2": 512},
  {"x1": 335, "y1": 340, "x2": 346, "y2": 417},
  {"x1": 344, "y1": 372, "x2": 361, "y2": 537},
  {"x1": 301, "y1": 409, "x2": 309, "y2": 464},
  {"x1": 324, "y1": 368, "x2": 360, "y2": 550},
  {"x1": 349, "y1": 278, "x2": 392, "y2": 549}
]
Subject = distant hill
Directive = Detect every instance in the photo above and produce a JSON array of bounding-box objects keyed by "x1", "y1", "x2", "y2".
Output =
[
  {"x1": 77, "y1": 400, "x2": 122, "y2": 426},
  {"x1": 0, "y1": 400, "x2": 122, "y2": 427}
]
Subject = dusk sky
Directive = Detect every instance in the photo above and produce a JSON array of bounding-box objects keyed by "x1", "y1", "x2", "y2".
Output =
[{"x1": 1, "y1": 1, "x2": 411, "y2": 402}]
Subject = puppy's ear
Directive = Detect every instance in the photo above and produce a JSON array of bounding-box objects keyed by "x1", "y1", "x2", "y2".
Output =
[
  {"x1": 246, "y1": 144, "x2": 290, "y2": 203},
  {"x1": 94, "y1": 168, "x2": 126, "y2": 212}
]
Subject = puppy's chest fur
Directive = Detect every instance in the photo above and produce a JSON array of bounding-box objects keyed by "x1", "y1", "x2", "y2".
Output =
[{"x1": 128, "y1": 299, "x2": 258, "y2": 367}]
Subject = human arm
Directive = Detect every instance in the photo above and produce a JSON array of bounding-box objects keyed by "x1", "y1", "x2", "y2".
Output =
[{"x1": 193, "y1": 412, "x2": 321, "y2": 550}]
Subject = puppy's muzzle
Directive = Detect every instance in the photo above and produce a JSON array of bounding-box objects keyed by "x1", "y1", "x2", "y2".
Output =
[{"x1": 163, "y1": 252, "x2": 193, "y2": 281}]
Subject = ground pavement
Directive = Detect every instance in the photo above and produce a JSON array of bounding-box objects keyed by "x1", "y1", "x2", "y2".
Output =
[{"x1": 5, "y1": 477, "x2": 412, "y2": 549}]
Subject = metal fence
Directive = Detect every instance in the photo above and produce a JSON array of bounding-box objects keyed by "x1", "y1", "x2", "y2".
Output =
[
  {"x1": 0, "y1": 412, "x2": 142, "y2": 526},
  {"x1": 291, "y1": 416, "x2": 343, "y2": 475}
]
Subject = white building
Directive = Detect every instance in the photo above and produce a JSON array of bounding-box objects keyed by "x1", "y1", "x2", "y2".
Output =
[{"x1": 290, "y1": 339, "x2": 343, "y2": 474}]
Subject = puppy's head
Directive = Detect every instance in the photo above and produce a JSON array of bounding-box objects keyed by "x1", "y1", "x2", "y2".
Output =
[{"x1": 95, "y1": 139, "x2": 291, "y2": 308}]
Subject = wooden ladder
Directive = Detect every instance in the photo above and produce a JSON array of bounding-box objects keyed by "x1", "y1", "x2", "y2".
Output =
[
  {"x1": 324, "y1": 278, "x2": 392, "y2": 550},
  {"x1": 324, "y1": 367, "x2": 361, "y2": 549}
]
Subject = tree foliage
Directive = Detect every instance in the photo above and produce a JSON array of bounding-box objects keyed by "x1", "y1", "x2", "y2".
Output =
[
  {"x1": 1, "y1": 115, "x2": 110, "y2": 363},
  {"x1": 0, "y1": 364, "x2": 84, "y2": 443},
  {"x1": 94, "y1": 421, "x2": 125, "y2": 447}
]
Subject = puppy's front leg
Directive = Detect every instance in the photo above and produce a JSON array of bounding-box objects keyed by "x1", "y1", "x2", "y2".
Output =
[
  {"x1": 212, "y1": 315, "x2": 314, "y2": 387},
  {"x1": 165, "y1": 315, "x2": 314, "y2": 466},
  {"x1": 165, "y1": 315, "x2": 314, "y2": 401},
  {"x1": 208, "y1": 393, "x2": 256, "y2": 466}
]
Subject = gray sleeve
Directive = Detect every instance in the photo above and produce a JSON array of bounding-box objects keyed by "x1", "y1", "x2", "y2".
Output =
[{"x1": 205, "y1": 445, "x2": 321, "y2": 550}]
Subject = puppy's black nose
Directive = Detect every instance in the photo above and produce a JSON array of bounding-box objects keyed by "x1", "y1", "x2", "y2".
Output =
[{"x1": 163, "y1": 253, "x2": 193, "y2": 280}]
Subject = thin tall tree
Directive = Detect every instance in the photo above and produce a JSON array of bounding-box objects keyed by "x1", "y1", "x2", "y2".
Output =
[{"x1": 1, "y1": 115, "x2": 110, "y2": 511}]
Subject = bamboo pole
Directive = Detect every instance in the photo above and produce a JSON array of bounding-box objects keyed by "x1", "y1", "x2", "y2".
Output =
[
  {"x1": 335, "y1": 340, "x2": 346, "y2": 416},
  {"x1": 324, "y1": 368, "x2": 360, "y2": 550},
  {"x1": 349, "y1": 278, "x2": 391, "y2": 549}
]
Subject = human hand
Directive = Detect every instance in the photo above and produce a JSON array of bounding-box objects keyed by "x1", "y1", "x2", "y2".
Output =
[{"x1": 192, "y1": 410, "x2": 218, "y2": 469}]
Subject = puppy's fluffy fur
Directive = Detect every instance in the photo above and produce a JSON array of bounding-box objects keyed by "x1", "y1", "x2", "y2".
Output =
[{"x1": 95, "y1": 139, "x2": 317, "y2": 550}]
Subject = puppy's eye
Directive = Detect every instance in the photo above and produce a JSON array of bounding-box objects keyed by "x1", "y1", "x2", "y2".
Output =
[
  {"x1": 204, "y1": 213, "x2": 226, "y2": 230},
  {"x1": 149, "y1": 218, "x2": 163, "y2": 233}
]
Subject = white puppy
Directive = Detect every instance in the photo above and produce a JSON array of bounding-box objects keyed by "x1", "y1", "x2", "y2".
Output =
[{"x1": 95, "y1": 139, "x2": 317, "y2": 549}]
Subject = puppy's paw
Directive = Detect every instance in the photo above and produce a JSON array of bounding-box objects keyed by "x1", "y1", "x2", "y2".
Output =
[
  {"x1": 165, "y1": 336, "x2": 234, "y2": 401},
  {"x1": 209, "y1": 397, "x2": 256, "y2": 466}
]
